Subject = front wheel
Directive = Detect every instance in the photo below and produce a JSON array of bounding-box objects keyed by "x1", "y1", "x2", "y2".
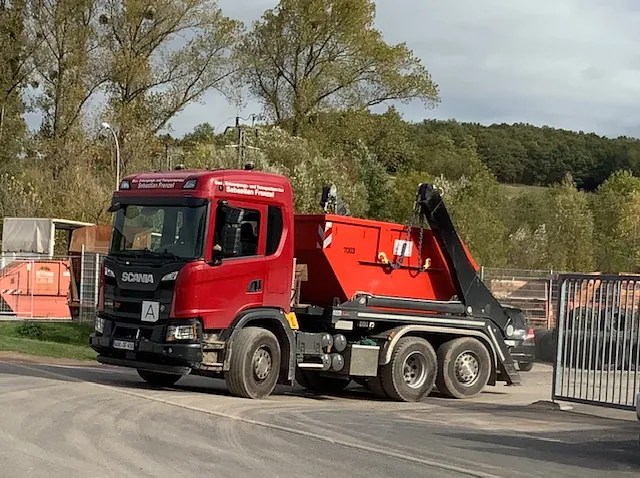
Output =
[
  {"x1": 225, "y1": 327, "x2": 281, "y2": 399},
  {"x1": 137, "y1": 369, "x2": 182, "y2": 388},
  {"x1": 436, "y1": 337, "x2": 491, "y2": 399}
]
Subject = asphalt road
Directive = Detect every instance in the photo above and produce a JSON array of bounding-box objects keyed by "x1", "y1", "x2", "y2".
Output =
[{"x1": 0, "y1": 360, "x2": 639, "y2": 478}]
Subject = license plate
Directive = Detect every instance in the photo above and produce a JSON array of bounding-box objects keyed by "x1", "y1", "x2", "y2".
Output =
[{"x1": 113, "y1": 339, "x2": 135, "y2": 351}]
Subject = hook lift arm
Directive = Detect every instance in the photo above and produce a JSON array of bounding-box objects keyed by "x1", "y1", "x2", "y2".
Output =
[{"x1": 414, "y1": 183, "x2": 513, "y2": 332}]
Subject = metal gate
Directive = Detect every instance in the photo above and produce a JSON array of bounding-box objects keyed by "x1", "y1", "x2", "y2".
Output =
[{"x1": 552, "y1": 274, "x2": 640, "y2": 410}]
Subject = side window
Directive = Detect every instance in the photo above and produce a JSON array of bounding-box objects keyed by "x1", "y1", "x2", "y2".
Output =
[
  {"x1": 266, "y1": 206, "x2": 283, "y2": 256},
  {"x1": 213, "y1": 204, "x2": 261, "y2": 258}
]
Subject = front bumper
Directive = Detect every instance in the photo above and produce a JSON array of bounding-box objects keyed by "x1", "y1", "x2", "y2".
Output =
[{"x1": 90, "y1": 317, "x2": 203, "y2": 372}]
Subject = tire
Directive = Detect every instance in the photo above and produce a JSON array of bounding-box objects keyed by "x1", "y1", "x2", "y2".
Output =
[
  {"x1": 365, "y1": 376, "x2": 389, "y2": 398},
  {"x1": 436, "y1": 337, "x2": 492, "y2": 399},
  {"x1": 225, "y1": 326, "x2": 281, "y2": 399},
  {"x1": 518, "y1": 361, "x2": 534, "y2": 372},
  {"x1": 297, "y1": 370, "x2": 351, "y2": 394},
  {"x1": 379, "y1": 336, "x2": 438, "y2": 402},
  {"x1": 137, "y1": 369, "x2": 182, "y2": 387}
]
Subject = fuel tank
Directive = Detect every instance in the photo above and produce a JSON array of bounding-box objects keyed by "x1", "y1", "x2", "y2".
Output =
[{"x1": 293, "y1": 214, "x2": 479, "y2": 308}]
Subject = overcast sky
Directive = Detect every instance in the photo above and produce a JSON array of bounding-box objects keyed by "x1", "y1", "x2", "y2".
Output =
[{"x1": 167, "y1": 0, "x2": 640, "y2": 139}]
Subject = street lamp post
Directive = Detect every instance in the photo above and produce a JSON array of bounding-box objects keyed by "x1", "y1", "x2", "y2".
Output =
[{"x1": 101, "y1": 122, "x2": 120, "y2": 190}]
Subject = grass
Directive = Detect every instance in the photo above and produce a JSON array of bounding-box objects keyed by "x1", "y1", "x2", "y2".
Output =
[{"x1": 0, "y1": 321, "x2": 97, "y2": 361}]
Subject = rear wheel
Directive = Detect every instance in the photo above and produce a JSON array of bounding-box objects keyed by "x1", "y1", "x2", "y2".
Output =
[
  {"x1": 518, "y1": 361, "x2": 534, "y2": 372},
  {"x1": 379, "y1": 336, "x2": 438, "y2": 402},
  {"x1": 367, "y1": 376, "x2": 388, "y2": 398},
  {"x1": 225, "y1": 326, "x2": 281, "y2": 399},
  {"x1": 436, "y1": 337, "x2": 491, "y2": 399},
  {"x1": 137, "y1": 369, "x2": 182, "y2": 388}
]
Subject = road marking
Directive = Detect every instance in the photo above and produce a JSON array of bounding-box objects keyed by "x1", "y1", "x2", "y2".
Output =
[
  {"x1": 6, "y1": 361, "x2": 505, "y2": 478},
  {"x1": 39, "y1": 364, "x2": 132, "y2": 374}
]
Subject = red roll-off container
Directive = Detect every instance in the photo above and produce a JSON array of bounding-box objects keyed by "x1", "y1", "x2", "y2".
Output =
[{"x1": 293, "y1": 214, "x2": 479, "y2": 308}]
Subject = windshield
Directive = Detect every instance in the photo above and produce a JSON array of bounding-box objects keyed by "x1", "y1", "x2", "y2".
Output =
[{"x1": 110, "y1": 203, "x2": 208, "y2": 260}]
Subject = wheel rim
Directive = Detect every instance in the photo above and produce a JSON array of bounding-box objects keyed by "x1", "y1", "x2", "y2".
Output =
[
  {"x1": 403, "y1": 351, "x2": 428, "y2": 389},
  {"x1": 252, "y1": 346, "x2": 273, "y2": 382},
  {"x1": 454, "y1": 350, "x2": 480, "y2": 387}
]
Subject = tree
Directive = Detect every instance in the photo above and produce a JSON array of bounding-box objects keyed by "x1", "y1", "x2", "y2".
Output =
[
  {"x1": 242, "y1": 0, "x2": 439, "y2": 135},
  {"x1": 29, "y1": 0, "x2": 105, "y2": 143},
  {"x1": 593, "y1": 170, "x2": 640, "y2": 272},
  {"x1": 98, "y1": 0, "x2": 242, "y2": 135},
  {"x1": 180, "y1": 125, "x2": 369, "y2": 216},
  {"x1": 94, "y1": 0, "x2": 242, "y2": 176},
  {"x1": 544, "y1": 174, "x2": 595, "y2": 272},
  {"x1": 351, "y1": 139, "x2": 390, "y2": 219},
  {"x1": 0, "y1": 0, "x2": 34, "y2": 162}
]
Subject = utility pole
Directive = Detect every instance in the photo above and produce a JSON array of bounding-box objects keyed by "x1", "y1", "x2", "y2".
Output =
[
  {"x1": 164, "y1": 142, "x2": 173, "y2": 170},
  {"x1": 225, "y1": 114, "x2": 261, "y2": 169}
]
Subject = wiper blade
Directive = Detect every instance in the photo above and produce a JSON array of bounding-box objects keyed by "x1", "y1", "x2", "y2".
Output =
[
  {"x1": 109, "y1": 249, "x2": 187, "y2": 261},
  {"x1": 157, "y1": 250, "x2": 182, "y2": 260}
]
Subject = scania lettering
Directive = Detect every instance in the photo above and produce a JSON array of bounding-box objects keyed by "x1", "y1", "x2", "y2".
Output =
[
  {"x1": 121, "y1": 272, "x2": 154, "y2": 284},
  {"x1": 90, "y1": 165, "x2": 521, "y2": 401}
]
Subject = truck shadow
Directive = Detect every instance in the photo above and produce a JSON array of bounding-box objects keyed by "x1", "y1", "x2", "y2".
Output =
[{"x1": 442, "y1": 429, "x2": 640, "y2": 472}]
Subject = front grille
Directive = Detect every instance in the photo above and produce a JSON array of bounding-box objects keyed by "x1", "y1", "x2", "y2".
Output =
[{"x1": 104, "y1": 283, "x2": 173, "y2": 323}]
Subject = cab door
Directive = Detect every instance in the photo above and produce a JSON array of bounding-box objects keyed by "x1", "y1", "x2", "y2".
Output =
[{"x1": 198, "y1": 199, "x2": 267, "y2": 329}]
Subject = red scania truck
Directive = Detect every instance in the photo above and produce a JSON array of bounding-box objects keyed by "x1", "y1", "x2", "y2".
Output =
[{"x1": 89, "y1": 165, "x2": 521, "y2": 401}]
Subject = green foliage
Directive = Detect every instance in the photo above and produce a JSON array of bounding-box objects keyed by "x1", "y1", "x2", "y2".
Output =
[
  {"x1": 0, "y1": 0, "x2": 30, "y2": 162},
  {"x1": 592, "y1": 170, "x2": 640, "y2": 272},
  {"x1": 15, "y1": 322, "x2": 43, "y2": 339},
  {"x1": 179, "y1": 126, "x2": 369, "y2": 216},
  {"x1": 545, "y1": 174, "x2": 595, "y2": 272}
]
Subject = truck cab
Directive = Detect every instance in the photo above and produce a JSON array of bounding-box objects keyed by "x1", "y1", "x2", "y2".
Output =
[{"x1": 91, "y1": 168, "x2": 299, "y2": 393}]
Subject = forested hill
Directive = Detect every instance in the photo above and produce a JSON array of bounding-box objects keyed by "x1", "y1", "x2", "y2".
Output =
[
  {"x1": 409, "y1": 120, "x2": 640, "y2": 191},
  {"x1": 275, "y1": 110, "x2": 638, "y2": 192}
]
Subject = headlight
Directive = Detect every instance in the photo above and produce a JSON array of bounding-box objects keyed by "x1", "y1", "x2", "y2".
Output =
[
  {"x1": 95, "y1": 316, "x2": 105, "y2": 333},
  {"x1": 104, "y1": 267, "x2": 115, "y2": 278},
  {"x1": 161, "y1": 270, "x2": 178, "y2": 281},
  {"x1": 166, "y1": 323, "x2": 197, "y2": 342}
]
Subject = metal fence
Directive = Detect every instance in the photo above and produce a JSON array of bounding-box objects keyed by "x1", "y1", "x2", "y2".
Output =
[
  {"x1": 552, "y1": 274, "x2": 640, "y2": 410},
  {"x1": 78, "y1": 251, "x2": 103, "y2": 323},
  {"x1": 0, "y1": 258, "x2": 35, "y2": 319},
  {"x1": 481, "y1": 267, "x2": 558, "y2": 329},
  {"x1": 0, "y1": 251, "x2": 103, "y2": 323}
]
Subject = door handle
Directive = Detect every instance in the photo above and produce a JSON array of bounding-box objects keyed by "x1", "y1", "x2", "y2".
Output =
[{"x1": 248, "y1": 279, "x2": 262, "y2": 292}]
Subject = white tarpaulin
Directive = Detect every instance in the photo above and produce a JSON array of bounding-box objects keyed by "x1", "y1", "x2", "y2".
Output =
[{"x1": 1, "y1": 218, "x2": 55, "y2": 254}]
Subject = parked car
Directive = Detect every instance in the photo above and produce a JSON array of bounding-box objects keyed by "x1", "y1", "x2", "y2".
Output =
[{"x1": 502, "y1": 305, "x2": 536, "y2": 372}]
